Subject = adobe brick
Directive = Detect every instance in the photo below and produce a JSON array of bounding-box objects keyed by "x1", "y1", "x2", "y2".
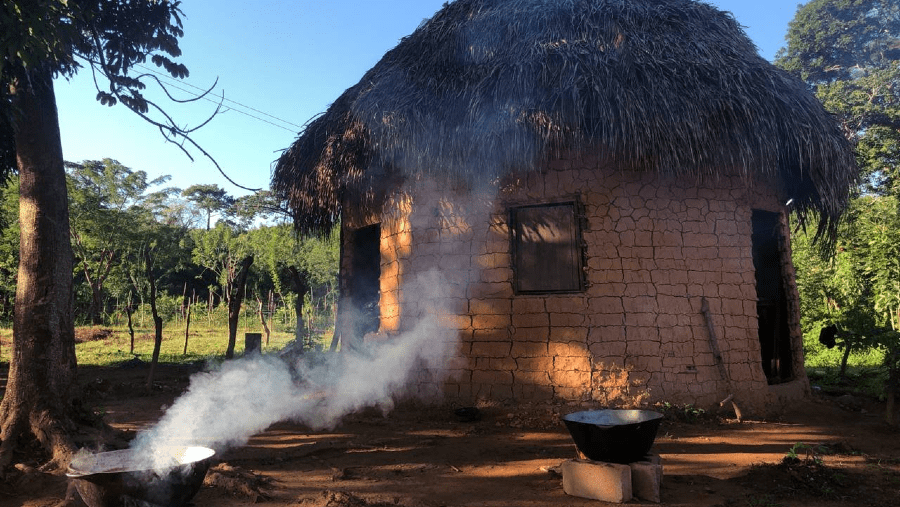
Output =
[
  {"x1": 719, "y1": 284, "x2": 743, "y2": 299},
  {"x1": 624, "y1": 270, "x2": 652, "y2": 284},
  {"x1": 589, "y1": 282, "x2": 627, "y2": 297},
  {"x1": 623, "y1": 296, "x2": 659, "y2": 313},
  {"x1": 512, "y1": 298, "x2": 546, "y2": 314},
  {"x1": 469, "y1": 298, "x2": 512, "y2": 315},
  {"x1": 550, "y1": 312, "x2": 586, "y2": 327},
  {"x1": 470, "y1": 341, "x2": 511, "y2": 358},
  {"x1": 468, "y1": 282, "x2": 513, "y2": 299},
  {"x1": 589, "y1": 269, "x2": 626, "y2": 284},
  {"x1": 625, "y1": 312, "x2": 657, "y2": 327},
  {"x1": 489, "y1": 357, "x2": 518, "y2": 371},
  {"x1": 512, "y1": 313, "x2": 549, "y2": 328},
  {"x1": 481, "y1": 267, "x2": 513, "y2": 283},
  {"x1": 588, "y1": 325, "x2": 626, "y2": 343},
  {"x1": 549, "y1": 340, "x2": 587, "y2": 357},
  {"x1": 657, "y1": 294, "x2": 692, "y2": 314},
  {"x1": 472, "y1": 329, "x2": 509, "y2": 342},
  {"x1": 629, "y1": 355, "x2": 663, "y2": 372},
  {"x1": 654, "y1": 230, "x2": 683, "y2": 247},
  {"x1": 555, "y1": 355, "x2": 592, "y2": 372},
  {"x1": 588, "y1": 297, "x2": 625, "y2": 314},
  {"x1": 439, "y1": 314, "x2": 472, "y2": 330},
  {"x1": 715, "y1": 219, "x2": 738, "y2": 235},
  {"x1": 510, "y1": 326, "x2": 550, "y2": 342},
  {"x1": 624, "y1": 283, "x2": 657, "y2": 298},
  {"x1": 473, "y1": 253, "x2": 509, "y2": 269},
  {"x1": 513, "y1": 370, "x2": 552, "y2": 385},
  {"x1": 550, "y1": 327, "x2": 589, "y2": 342},
  {"x1": 589, "y1": 340, "x2": 627, "y2": 357},
  {"x1": 517, "y1": 357, "x2": 552, "y2": 372},
  {"x1": 545, "y1": 296, "x2": 586, "y2": 313},
  {"x1": 550, "y1": 369, "x2": 591, "y2": 388},
  {"x1": 511, "y1": 341, "x2": 549, "y2": 358},
  {"x1": 472, "y1": 370, "x2": 513, "y2": 386},
  {"x1": 472, "y1": 314, "x2": 511, "y2": 329},
  {"x1": 721, "y1": 298, "x2": 744, "y2": 315}
]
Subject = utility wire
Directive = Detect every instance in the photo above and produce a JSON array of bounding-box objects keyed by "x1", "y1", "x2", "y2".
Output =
[{"x1": 135, "y1": 64, "x2": 302, "y2": 133}]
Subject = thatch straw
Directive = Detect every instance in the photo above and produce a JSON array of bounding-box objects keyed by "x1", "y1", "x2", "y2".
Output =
[{"x1": 273, "y1": 0, "x2": 857, "y2": 240}]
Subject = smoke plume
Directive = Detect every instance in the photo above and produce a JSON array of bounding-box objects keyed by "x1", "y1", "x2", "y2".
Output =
[{"x1": 130, "y1": 271, "x2": 459, "y2": 467}]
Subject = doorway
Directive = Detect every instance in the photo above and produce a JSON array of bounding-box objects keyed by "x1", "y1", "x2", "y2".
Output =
[
  {"x1": 349, "y1": 223, "x2": 382, "y2": 343},
  {"x1": 751, "y1": 210, "x2": 793, "y2": 384}
]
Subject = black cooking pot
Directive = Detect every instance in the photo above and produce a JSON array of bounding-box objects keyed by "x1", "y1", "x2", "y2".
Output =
[
  {"x1": 66, "y1": 446, "x2": 215, "y2": 507},
  {"x1": 562, "y1": 409, "x2": 664, "y2": 464}
]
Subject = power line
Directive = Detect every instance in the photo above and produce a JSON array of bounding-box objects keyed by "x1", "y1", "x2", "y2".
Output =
[{"x1": 134, "y1": 64, "x2": 303, "y2": 133}]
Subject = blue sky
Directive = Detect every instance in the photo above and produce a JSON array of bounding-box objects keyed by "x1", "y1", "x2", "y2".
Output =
[{"x1": 54, "y1": 0, "x2": 801, "y2": 197}]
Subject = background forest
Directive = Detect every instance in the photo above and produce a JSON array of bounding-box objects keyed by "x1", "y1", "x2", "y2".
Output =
[
  {"x1": 779, "y1": 0, "x2": 900, "y2": 406},
  {"x1": 0, "y1": 159, "x2": 339, "y2": 362}
]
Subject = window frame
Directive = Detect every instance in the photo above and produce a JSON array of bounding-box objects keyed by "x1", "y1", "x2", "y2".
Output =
[{"x1": 509, "y1": 199, "x2": 587, "y2": 295}]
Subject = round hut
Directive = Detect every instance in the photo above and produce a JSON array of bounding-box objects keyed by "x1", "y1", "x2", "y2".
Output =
[{"x1": 272, "y1": 0, "x2": 858, "y2": 414}]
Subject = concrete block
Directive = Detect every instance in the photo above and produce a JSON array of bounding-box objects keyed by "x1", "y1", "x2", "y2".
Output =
[
  {"x1": 630, "y1": 455, "x2": 663, "y2": 503},
  {"x1": 561, "y1": 459, "x2": 632, "y2": 503}
]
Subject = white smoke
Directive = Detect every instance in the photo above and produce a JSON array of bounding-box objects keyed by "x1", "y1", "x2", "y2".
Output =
[{"x1": 130, "y1": 271, "x2": 459, "y2": 468}]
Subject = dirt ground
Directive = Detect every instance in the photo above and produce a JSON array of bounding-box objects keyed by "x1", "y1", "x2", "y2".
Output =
[{"x1": 2, "y1": 362, "x2": 899, "y2": 507}]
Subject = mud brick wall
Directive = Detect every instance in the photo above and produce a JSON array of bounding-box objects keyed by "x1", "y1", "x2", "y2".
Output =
[{"x1": 373, "y1": 157, "x2": 802, "y2": 413}]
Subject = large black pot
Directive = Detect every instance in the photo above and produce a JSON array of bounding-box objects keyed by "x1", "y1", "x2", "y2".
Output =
[
  {"x1": 562, "y1": 409, "x2": 664, "y2": 464},
  {"x1": 66, "y1": 446, "x2": 215, "y2": 507}
]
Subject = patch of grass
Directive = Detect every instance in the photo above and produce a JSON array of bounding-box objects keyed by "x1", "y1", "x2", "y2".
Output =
[
  {"x1": 803, "y1": 329, "x2": 886, "y2": 369},
  {"x1": 806, "y1": 365, "x2": 888, "y2": 400},
  {"x1": 0, "y1": 318, "x2": 333, "y2": 367},
  {"x1": 803, "y1": 330, "x2": 891, "y2": 399}
]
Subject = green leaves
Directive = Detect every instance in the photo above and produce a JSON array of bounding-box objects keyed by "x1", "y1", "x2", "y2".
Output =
[
  {"x1": 853, "y1": 196, "x2": 900, "y2": 330},
  {"x1": 0, "y1": 0, "x2": 80, "y2": 76},
  {"x1": 96, "y1": 91, "x2": 117, "y2": 106},
  {"x1": 2, "y1": 0, "x2": 197, "y2": 161},
  {"x1": 150, "y1": 54, "x2": 188, "y2": 79},
  {"x1": 182, "y1": 184, "x2": 235, "y2": 230},
  {"x1": 777, "y1": 0, "x2": 900, "y2": 195}
]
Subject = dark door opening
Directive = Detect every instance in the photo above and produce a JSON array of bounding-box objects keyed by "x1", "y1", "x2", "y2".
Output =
[
  {"x1": 349, "y1": 223, "x2": 381, "y2": 343},
  {"x1": 751, "y1": 210, "x2": 793, "y2": 384}
]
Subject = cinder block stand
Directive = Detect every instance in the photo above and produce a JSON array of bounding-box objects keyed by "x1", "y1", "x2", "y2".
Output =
[{"x1": 561, "y1": 454, "x2": 662, "y2": 503}]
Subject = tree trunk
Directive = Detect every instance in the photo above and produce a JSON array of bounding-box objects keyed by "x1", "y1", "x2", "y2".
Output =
[
  {"x1": 73, "y1": 233, "x2": 114, "y2": 326},
  {"x1": 225, "y1": 255, "x2": 253, "y2": 359},
  {"x1": 267, "y1": 290, "x2": 274, "y2": 346},
  {"x1": 0, "y1": 67, "x2": 78, "y2": 470},
  {"x1": 296, "y1": 295, "x2": 306, "y2": 347},
  {"x1": 89, "y1": 283, "x2": 103, "y2": 325},
  {"x1": 255, "y1": 294, "x2": 270, "y2": 346},
  {"x1": 126, "y1": 304, "x2": 136, "y2": 355},
  {"x1": 182, "y1": 285, "x2": 191, "y2": 354},
  {"x1": 145, "y1": 248, "x2": 164, "y2": 390},
  {"x1": 288, "y1": 267, "x2": 310, "y2": 350},
  {"x1": 839, "y1": 342, "x2": 852, "y2": 379},
  {"x1": 183, "y1": 299, "x2": 192, "y2": 355},
  {"x1": 330, "y1": 223, "x2": 346, "y2": 352}
]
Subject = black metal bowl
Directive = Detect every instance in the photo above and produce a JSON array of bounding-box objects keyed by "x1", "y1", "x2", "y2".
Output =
[
  {"x1": 66, "y1": 446, "x2": 215, "y2": 507},
  {"x1": 562, "y1": 409, "x2": 664, "y2": 464}
]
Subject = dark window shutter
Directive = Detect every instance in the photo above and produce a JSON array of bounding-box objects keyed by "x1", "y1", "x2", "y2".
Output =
[{"x1": 512, "y1": 202, "x2": 584, "y2": 294}]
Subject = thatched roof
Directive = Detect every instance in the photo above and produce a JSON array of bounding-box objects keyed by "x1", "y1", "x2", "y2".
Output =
[{"x1": 273, "y1": 0, "x2": 857, "y2": 239}]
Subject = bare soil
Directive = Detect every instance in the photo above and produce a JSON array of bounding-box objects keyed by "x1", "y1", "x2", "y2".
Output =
[{"x1": 2, "y1": 362, "x2": 899, "y2": 507}]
